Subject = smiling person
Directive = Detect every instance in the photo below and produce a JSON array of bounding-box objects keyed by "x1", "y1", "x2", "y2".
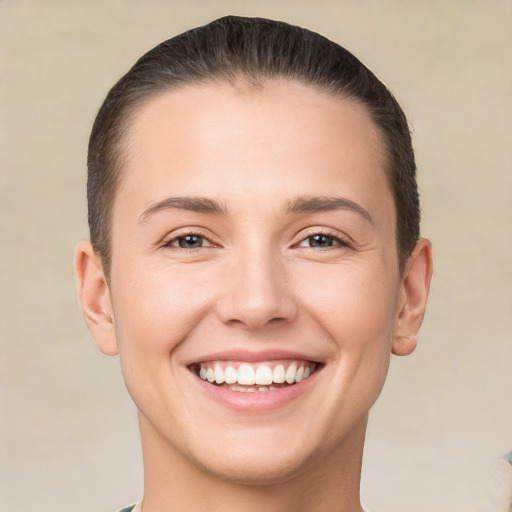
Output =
[{"x1": 74, "y1": 15, "x2": 433, "y2": 512}]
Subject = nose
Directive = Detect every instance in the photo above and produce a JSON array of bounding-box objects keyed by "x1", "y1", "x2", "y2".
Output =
[{"x1": 215, "y1": 248, "x2": 298, "y2": 331}]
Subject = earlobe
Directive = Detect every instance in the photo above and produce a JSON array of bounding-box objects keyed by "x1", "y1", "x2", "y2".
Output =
[
  {"x1": 392, "y1": 238, "x2": 433, "y2": 356},
  {"x1": 392, "y1": 335, "x2": 417, "y2": 356},
  {"x1": 73, "y1": 241, "x2": 118, "y2": 356}
]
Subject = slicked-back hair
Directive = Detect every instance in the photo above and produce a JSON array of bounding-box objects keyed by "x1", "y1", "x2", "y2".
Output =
[{"x1": 88, "y1": 15, "x2": 420, "y2": 278}]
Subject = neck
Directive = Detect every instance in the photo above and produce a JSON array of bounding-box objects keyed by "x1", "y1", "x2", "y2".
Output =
[{"x1": 138, "y1": 412, "x2": 367, "y2": 512}]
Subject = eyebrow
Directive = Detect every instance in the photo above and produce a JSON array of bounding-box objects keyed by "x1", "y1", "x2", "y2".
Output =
[
  {"x1": 138, "y1": 195, "x2": 373, "y2": 225},
  {"x1": 139, "y1": 196, "x2": 227, "y2": 223},
  {"x1": 285, "y1": 196, "x2": 374, "y2": 224}
]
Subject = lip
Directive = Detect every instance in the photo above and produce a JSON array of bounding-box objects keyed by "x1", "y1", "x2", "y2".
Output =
[
  {"x1": 187, "y1": 349, "x2": 323, "y2": 413},
  {"x1": 185, "y1": 348, "x2": 323, "y2": 366}
]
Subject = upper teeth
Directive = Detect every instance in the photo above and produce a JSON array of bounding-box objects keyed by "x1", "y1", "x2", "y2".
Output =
[{"x1": 197, "y1": 362, "x2": 314, "y2": 386}]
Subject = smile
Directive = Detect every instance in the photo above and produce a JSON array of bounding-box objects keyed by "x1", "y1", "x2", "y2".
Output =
[{"x1": 192, "y1": 361, "x2": 317, "y2": 392}]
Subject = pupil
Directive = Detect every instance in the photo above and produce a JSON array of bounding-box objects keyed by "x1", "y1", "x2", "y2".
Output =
[
  {"x1": 179, "y1": 235, "x2": 202, "y2": 248},
  {"x1": 310, "y1": 234, "x2": 333, "y2": 247}
]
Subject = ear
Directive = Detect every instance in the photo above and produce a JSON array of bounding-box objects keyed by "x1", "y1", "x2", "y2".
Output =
[
  {"x1": 392, "y1": 238, "x2": 433, "y2": 356},
  {"x1": 73, "y1": 240, "x2": 118, "y2": 356}
]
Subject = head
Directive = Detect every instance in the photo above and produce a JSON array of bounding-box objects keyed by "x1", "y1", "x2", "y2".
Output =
[
  {"x1": 87, "y1": 15, "x2": 420, "y2": 280},
  {"x1": 75, "y1": 16, "x2": 432, "y2": 492}
]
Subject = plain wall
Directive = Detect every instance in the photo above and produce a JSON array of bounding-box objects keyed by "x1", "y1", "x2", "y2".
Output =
[{"x1": 1, "y1": 1, "x2": 511, "y2": 511}]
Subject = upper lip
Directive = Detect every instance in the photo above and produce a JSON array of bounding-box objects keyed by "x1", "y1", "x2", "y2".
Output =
[{"x1": 185, "y1": 348, "x2": 323, "y2": 366}]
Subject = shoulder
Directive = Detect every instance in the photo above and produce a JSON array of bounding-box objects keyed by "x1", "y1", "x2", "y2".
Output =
[{"x1": 119, "y1": 503, "x2": 142, "y2": 512}]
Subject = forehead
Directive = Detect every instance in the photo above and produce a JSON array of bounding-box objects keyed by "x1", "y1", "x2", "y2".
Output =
[{"x1": 116, "y1": 81, "x2": 392, "y2": 218}]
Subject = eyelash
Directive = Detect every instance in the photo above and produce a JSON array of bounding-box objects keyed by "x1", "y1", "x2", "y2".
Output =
[
  {"x1": 295, "y1": 230, "x2": 352, "y2": 250},
  {"x1": 162, "y1": 229, "x2": 352, "y2": 251},
  {"x1": 162, "y1": 230, "x2": 217, "y2": 250}
]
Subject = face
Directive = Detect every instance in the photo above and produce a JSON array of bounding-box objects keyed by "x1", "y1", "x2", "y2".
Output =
[{"x1": 77, "y1": 81, "x2": 430, "y2": 484}]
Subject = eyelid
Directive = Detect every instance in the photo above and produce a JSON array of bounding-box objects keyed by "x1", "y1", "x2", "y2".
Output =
[
  {"x1": 161, "y1": 227, "x2": 220, "y2": 248},
  {"x1": 160, "y1": 226, "x2": 353, "y2": 249},
  {"x1": 293, "y1": 227, "x2": 354, "y2": 248}
]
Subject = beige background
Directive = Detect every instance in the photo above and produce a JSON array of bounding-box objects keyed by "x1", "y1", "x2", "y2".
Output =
[{"x1": 1, "y1": 1, "x2": 511, "y2": 511}]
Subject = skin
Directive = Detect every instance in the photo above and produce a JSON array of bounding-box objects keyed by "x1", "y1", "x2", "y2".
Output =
[{"x1": 74, "y1": 81, "x2": 432, "y2": 512}]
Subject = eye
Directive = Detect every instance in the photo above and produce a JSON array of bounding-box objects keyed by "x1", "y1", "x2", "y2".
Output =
[
  {"x1": 164, "y1": 233, "x2": 214, "y2": 249},
  {"x1": 296, "y1": 232, "x2": 350, "y2": 249},
  {"x1": 304, "y1": 234, "x2": 335, "y2": 248}
]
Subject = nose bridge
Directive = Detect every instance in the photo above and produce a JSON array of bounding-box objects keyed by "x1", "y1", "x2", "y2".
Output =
[{"x1": 216, "y1": 241, "x2": 296, "y2": 329}]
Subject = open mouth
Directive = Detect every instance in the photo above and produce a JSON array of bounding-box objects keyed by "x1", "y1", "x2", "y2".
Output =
[{"x1": 189, "y1": 361, "x2": 319, "y2": 393}]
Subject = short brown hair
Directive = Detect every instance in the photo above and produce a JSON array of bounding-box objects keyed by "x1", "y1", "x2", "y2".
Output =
[{"x1": 87, "y1": 15, "x2": 420, "y2": 277}]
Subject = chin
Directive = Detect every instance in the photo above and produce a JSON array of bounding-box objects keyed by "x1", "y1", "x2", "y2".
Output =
[
  {"x1": 197, "y1": 448, "x2": 315, "y2": 486},
  {"x1": 182, "y1": 421, "x2": 340, "y2": 487}
]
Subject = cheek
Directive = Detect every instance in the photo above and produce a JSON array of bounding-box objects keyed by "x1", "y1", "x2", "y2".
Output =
[
  {"x1": 299, "y1": 261, "x2": 399, "y2": 405},
  {"x1": 110, "y1": 261, "x2": 218, "y2": 417},
  {"x1": 110, "y1": 260, "x2": 216, "y2": 358},
  {"x1": 299, "y1": 262, "x2": 399, "y2": 347}
]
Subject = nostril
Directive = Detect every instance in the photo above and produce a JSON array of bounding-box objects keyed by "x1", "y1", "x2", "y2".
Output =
[
  {"x1": 215, "y1": 291, "x2": 298, "y2": 330},
  {"x1": 213, "y1": 256, "x2": 298, "y2": 329}
]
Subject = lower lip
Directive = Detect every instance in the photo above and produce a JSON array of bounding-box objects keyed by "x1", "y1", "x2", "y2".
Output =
[{"x1": 192, "y1": 369, "x2": 321, "y2": 413}]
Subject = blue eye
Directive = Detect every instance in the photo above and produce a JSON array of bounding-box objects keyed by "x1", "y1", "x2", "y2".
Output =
[
  {"x1": 166, "y1": 234, "x2": 211, "y2": 249},
  {"x1": 297, "y1": 232, "x2": 349, "y2": 249},
  {"x1": 306, "y1": 234, "x2": 335, "y2": 248},
  {"x1": 178, "y1": 235, "x2": 204, "y2": 248}
]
